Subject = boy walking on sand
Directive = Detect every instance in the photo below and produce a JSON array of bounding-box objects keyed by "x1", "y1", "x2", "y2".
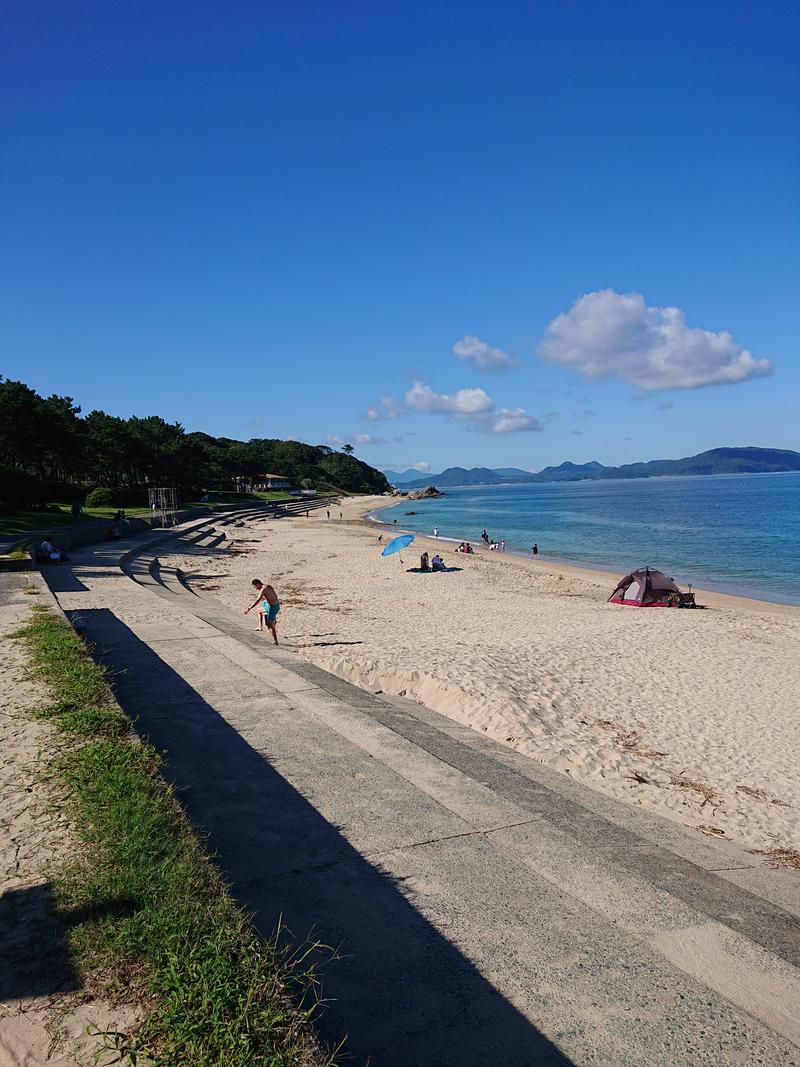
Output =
[{"x1": 245, "y1": 579, "x2": 281, "y2": 644}]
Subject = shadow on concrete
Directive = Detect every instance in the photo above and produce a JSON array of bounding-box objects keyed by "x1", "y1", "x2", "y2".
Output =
[
  {"x1": 43, "y1": 569, "x2": 93, "y2": 594},
  {"x1": 77, "y1": 607, "x2": 573, "y2": 1067}
]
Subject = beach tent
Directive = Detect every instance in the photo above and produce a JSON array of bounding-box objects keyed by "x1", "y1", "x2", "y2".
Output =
[{"x1": 608, "y1": 567, "x2": 681, "y2": 607}]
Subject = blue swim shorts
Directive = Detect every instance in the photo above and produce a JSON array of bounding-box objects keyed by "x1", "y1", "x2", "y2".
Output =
[{"x1": 264, "y1": 601, "x2": 280, "y2": 624}]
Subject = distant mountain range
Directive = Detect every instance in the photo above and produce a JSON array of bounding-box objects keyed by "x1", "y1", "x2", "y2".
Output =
[{"x1": 384, "y1": 448, "x2": 800, "y2": 489}]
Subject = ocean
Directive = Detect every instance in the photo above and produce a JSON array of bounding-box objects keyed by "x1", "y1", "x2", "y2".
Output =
[{"x1": 372, "y1": 471, "x2": 800, "y2": 606}]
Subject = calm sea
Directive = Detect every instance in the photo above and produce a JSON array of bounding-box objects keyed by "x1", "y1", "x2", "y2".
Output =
[{"x1": 372, "y1": 472, "x2": 800, "y2": 606}]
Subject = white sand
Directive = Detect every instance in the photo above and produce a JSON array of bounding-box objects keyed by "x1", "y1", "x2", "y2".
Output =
[{"x1": 165, "y1": 496, "x2": 800, "y2": 855}]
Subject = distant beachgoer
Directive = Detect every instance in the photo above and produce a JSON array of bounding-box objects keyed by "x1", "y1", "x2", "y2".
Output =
[
  {"x1": 245, "y1": 579, "x2": 280, "y2": 644},
  {"x1": 500, "y1": 539, "x2": 506, "y2": 553},
  {"x1": 532, "y1": 543, "x2": 538, "y2": 560},
  {"x1": 40, "y1": 539, "x2": 61, "y2": 562},
  {"x1": 464, "y1": 542, "x2": 473, "y2": 554},
  {"x1": 481, "y1": 529, "x2": 488, "y2": 544},
  {"x1": 420, "y1": 551, "x2": 430, "y2": 572},
  {"x1": 378, "y1": 534, "x2": 383, "y2": 542},
  {"x1": 340, "y1": 510, "x2": 343, "y2": 519},
  {"x1": 433, "y1": 526, "x2": 439, "y2": 538},
  {"x1": 431, "y1": 554, "x2": 446, "y2": 571},
  {"x1": 326, "y1": 509, "x2": 330, "y2": 520}
]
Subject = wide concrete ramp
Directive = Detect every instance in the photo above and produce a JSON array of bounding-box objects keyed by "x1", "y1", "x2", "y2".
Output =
[{"x1": 40, "y1": 526, "x2": 800, "y2": 1066}]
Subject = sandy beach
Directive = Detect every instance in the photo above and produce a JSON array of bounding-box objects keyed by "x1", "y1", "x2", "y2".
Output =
[{"x1": 163, "y1": 495, "x2": 800, "y2": 856}]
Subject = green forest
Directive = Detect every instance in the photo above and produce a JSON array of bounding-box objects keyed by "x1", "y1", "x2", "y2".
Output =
[{"x1": 0, "y1": 378, "x2": 390, "y2": 508}]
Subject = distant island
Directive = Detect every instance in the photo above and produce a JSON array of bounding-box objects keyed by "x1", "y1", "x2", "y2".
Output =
[{"x1": 386, "y1": 447, "x2": 800, "y2": 490}]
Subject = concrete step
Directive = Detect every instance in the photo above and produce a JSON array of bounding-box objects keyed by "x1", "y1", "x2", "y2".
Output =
[{"x1": 158, "y1": 565, "x2": 197, "y2": 598}]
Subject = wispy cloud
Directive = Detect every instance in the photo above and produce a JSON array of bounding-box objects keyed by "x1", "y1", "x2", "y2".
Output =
[
  {"x1": 452, "y1": 335, "x2": 521, "y2": 374},
  {"x1": 362, "y1": 395, "x2": 403, "y2": 421},
  {"x1": 539, "y1": 289, "x2": 772, "y2": 391},
  {"x1": 385, "y1": 460, "x2": 430, "y2": 472},
  {"x1": 658, "y1": 399, "x2": 674, "y2": 410},
  {"x1": 325, "y1": 432, "x2": 398, "y2": 447}
]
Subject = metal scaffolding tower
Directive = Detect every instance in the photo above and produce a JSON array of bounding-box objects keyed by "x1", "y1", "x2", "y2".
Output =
[{"x1": 148, "y1": 487, "x2": 178, "y2": 527}]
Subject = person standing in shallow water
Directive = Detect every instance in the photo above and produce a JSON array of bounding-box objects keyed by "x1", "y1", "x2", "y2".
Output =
[
  {"x1": 245, "y1": 579, "x2": 281, "y2": 644},
  {"x1": 532, "y1": 543, "x2": 538, "y2": 560}
]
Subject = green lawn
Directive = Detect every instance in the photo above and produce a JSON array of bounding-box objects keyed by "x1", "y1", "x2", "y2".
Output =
[
  {"x1": 0, "y1": 505, "x2": 153, "y2": 539},
  {"x1": 0, "y1": 493, "x2": 310, "y2": 541}
]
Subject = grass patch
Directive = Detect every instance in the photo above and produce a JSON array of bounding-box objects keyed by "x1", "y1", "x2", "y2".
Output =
[
  {"x1": 0, "y1": 504, "x2": 149, "y2": 539},
  {"x1": 13, "y1": 607, "x2": 329, "y2": 1066}
]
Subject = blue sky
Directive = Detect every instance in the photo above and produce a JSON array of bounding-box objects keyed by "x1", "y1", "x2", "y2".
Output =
[{"x1": 2, "y1": 1, "x2": 797, "y2": 474}]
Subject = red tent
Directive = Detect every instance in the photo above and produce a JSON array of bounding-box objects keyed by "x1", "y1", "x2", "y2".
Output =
[{"x1": 608, "y1": 567, "x2": 682, "y2": 607}]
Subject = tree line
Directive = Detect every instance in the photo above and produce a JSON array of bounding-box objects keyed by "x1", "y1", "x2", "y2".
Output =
[{"x1": 0, "y1": 377, "x2": 390, "y2": 507}]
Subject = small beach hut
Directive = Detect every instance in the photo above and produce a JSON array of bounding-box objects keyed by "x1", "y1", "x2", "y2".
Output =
[{"x1": 608, "y1": 567, "x2": 681, "y2": 607}]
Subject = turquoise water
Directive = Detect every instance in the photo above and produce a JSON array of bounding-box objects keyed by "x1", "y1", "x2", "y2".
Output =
[{"x1": 372, "y1": 472, "x2": 800, "y2": 605}]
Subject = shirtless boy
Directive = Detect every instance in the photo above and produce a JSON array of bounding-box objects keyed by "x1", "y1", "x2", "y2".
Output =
[{"x1": 245, "y1": 579, "x2": 280, "y2": 644}]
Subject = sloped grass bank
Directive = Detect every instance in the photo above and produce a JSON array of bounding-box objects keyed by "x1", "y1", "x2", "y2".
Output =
[{"x1": 13, "y1": 607, "x2": 329, "y2": 1067}]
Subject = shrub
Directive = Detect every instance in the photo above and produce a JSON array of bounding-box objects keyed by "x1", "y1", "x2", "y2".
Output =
[{"x1": 85, "y1": 486, "x2": 115, "y2": 508}]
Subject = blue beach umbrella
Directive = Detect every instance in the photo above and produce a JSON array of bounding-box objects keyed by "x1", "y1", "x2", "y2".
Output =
[{"x1": 381, "y1": 533, "x2": 415, "y2": 557}]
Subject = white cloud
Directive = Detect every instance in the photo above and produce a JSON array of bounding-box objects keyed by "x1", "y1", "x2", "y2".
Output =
[
  {"x1": 480, "y1": 408, "x2": 543, "y2": 433},
  {"x1": 410, "y1": 461, "x2": 430, "y2": 471},
  {"x1": 452, "y1": 335, "x2": 521, "y2": 374},
  {"x1": 405, "y1": 381, "x2": 540, "y2": 432},
  {"x1": 364, "y1": 379, "x2": 542, "y2": 434},
  {"x1": 538, "y1": 289, "x2": 772, "y2": 391},
  {"x1": 404, "y1": 380, "x2": 494, "y2": 417}
]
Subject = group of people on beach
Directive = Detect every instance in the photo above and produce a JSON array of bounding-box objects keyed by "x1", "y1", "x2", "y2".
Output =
[
  {"x1": 481, "y1": 530, "x2": 506, "y2": 552},
  {"x1": 426, "y1": 525, "x2": 541, "y2": 560},
  {"x1": 420, "y1": 551, "x2": 446, "y2": 572}
]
